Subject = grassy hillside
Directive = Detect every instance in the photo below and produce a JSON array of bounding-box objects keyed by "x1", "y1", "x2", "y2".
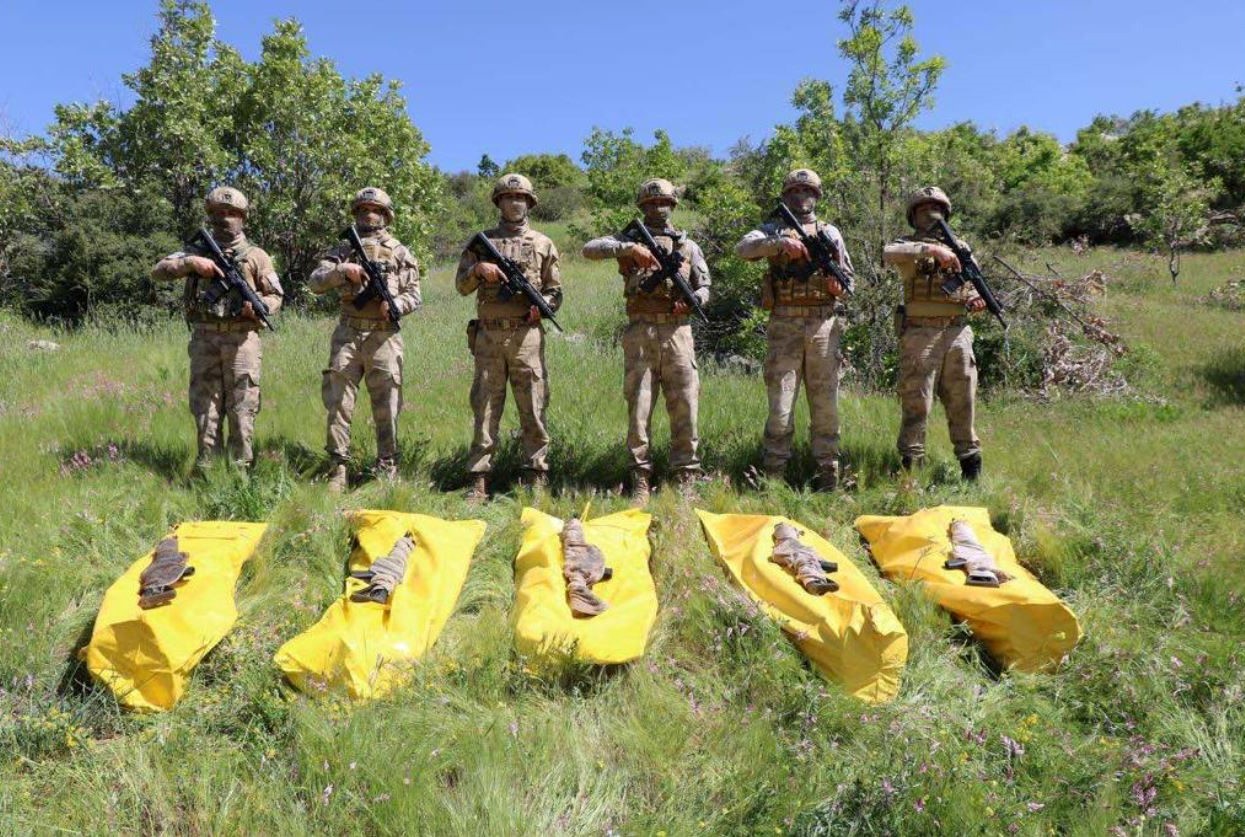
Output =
[{"x1": 1, "y1": 242, "x2": 1243, "y2": 834}]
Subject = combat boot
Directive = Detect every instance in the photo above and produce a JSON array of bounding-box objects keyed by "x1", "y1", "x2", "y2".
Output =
[
  {"x1": 327, "y1": 463, "x2": 348, "y2": 494},
  {"x1": 900, "y1": 455, "x2": 925, "y2": 473},
  {"x1": 630, "y1": 471, "x2": 651, "y2": 506},
  {"x1": 374, "y1": 457, "x2": 398, "y2": 482},
  {"x1": 815, "y1": 461, "x2": 841, "y2": 492},
  {"x1": 465, "y1": 474, "x2": 489, "y2": 503},
  {"x1": 960, "y1": 453, "x2": 983, "y2": 481}
]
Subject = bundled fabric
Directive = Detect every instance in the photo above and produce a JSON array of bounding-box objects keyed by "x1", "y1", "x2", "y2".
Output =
[
  {"x1": 513, "y1": 508, "x2": 656, "y2": 665},
  {"x1": 350, "y1": 534, "x2": 415, "y2": 604},
  {"x1": 561, "y1": 518, "x2": 613, "y2": 617},
  {"x1": 275, "y1": 510, "x2": 486, "y2": 701},
  {"x1": 138, "y1": 537, "x2": 196, "y2": 609},
  {"x1": 770, "y1": 522, "x2": 839, "y2": 595},
  {"x1": 80, "y1": 521, "x2": 267, "y2": 712},
  {"x1": 855, "y1": 506, "x2": 1081, "y2": 672},
  {"x1": 944, "y1": 520, "x2": 1013, "y2": 588},
  {"x1": 696, "y1": 510, "x2": 908, "y2": 704}
]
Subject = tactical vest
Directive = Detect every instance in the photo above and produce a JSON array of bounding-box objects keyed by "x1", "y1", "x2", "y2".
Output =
[
  {"x1": 339, "y1": 233, "x2": 402, "y2": 319},
  {"x1": 475, "y1": 229, "x2": 546, "y2": 318},
  {"x1": 624, "y1": 230, "x2": 693, "y2": 317},
  {"x1": 183, "y1": 239, "x2": 258, "y2": 322},
  {"x1": 764, "y1": 224, "x2": 839, "y2": 307},
  {"x1": 901, "y1": 234, "x2": 971, "y2": 318}
]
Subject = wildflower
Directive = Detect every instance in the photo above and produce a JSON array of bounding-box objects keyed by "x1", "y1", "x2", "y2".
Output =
[{"x1": 1027, "y1": 802, "x2": 1045, "y2": 812}]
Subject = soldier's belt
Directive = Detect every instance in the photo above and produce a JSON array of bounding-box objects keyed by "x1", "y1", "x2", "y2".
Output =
[
  {"x1": 771, "y1": 304, "x2": 844, "y2": 319},
  {"x1": 190, "y1": 319, "x2": 259, "y2": 333},
  {"x1": 628, "y1": 312, "x2": 689, "y2": 325},
  {"x1": 904, "y1": 315, "x2": 967, "y2": 328},
  {"x1": 340, "y1": 315, "x2": 397, "y2": 332},
  {"x1": 479, "y1": 316, "x2": 533, "y2": 330}
]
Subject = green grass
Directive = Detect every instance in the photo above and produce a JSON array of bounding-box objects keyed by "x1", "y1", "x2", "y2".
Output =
[{"x1": 1, "y1": 243, "x2": 1243, "y2": 834}]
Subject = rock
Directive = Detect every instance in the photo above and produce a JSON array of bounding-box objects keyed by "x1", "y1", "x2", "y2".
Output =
[{"x1": 27, "y1": 340, "x2": 60, "y2": 352}]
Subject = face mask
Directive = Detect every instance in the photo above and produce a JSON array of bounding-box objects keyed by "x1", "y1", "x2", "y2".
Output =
[
  {"x1": 644, "y1": 203, "x2": 673, "y2": 225},
  {"x1": 783, "y1": 189, "x2": 817, "y2": 218},
  {"x1": 500, "y1": 196, "x2": 529, "y2": 224},
  {"x1": 209, "y1": 213, "x2": 244, "y2": 241},
  {"x1": 355, "y1": 209, "x2": 386, "y2": 233},
  {"x1": 915, "y1": 206, "x2": 944, "y2": 231}
]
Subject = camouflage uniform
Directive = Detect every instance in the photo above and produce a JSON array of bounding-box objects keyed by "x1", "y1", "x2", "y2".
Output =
[
  {"x1": 308, "y1": 188, "x2": 421, "y2": 474},
  {"x1": 582, "y1": 178, "x2": 710, "y2": 484},
  {"x1": 736, "y1": 169, "x2": 854, "y2": 483},
  {"x1": 883, "y1": 186, "x2": 982, "y2": 471},
  {"x1": 151, "y1": 187, "x2": 282, "y2": 468},
  {"x1": 455, "y1": 174, "x2": 562, "y2": 483}
]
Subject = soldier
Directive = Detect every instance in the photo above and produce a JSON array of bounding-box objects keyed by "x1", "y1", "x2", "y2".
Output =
[
  {"x1": 582, "y1": 178, "x2": 710, "y2": 504},
  {"x1": 308, "y1": 187, "x2": 422, "y2": 492},
  {"x1": 151, "y1": 186, "x2": 283, "y2": 471},
  {"x1": 455, "y1": 173, "x2": 562, "y2": 499},
  {"x1": 883, "y1": 186, "x2": 987, "y2": 480},
  {"x1": 735, "y1": 168, "x2": 854, "y2": 490}
]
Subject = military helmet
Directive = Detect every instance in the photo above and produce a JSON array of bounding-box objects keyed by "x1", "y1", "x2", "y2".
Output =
[
  {"x1": 204, "y1": 186, "x2": 249, "y2": 215},
  {"x1": 781, "y1": 168, "x2": 823, "y2": 197},
  {"x1": 906, "y1": 186, "x2": 952, "y2": 225},
  {"x1": 635, "y1": 177, "x2": 679, "y2": 207},
  {"x1": 351, "y1": 186, "x2": 394, "y2": 222},
  {"x1": 491, "y1": 172, "x2": 538, "y2": 207}
]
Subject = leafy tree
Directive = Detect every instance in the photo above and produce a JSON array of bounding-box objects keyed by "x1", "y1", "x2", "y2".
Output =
[
  {"x1": 477, "y1": 153, "x2": 500, "y2": 179},
  {"x1": 503, "y1": 153, "x2": 586, "y2": 222},
  {"x1": 577, "y1": 128, "x2": 686, "y2": 236},
  {"x1": 50, "y1": 0, "x2": 240, "y2": 232},
  {"x1": 3, "y1": 184, "x2": 178, "y2": 325},
  {"x1": 0, "y1": 135, "x2": 61, "y2": 283},
  {"x1": 48, "y1": 1, "x2": 442, "y2": 304},
  {"x1": 228, "y1": 18, "x2": 441, "y2": 298},
  {"x1": 837, "y1": 0, "x2": 946, "y2": 263},
  {"x1": 502, "y1": 153, "x2": 584, "y2": 190},
  {"x1": 1130, "y1": 156, "x2": 1220, "y2": 281}
]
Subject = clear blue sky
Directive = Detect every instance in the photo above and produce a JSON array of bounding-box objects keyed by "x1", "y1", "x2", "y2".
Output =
[{"x1": 1, "y1": 0, "x2": 1242, "y2": 172}]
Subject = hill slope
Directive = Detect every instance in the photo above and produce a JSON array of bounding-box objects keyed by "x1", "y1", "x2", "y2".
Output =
[{"x1": 1, "y1": 246, "x2": 1243, "y2": 834}]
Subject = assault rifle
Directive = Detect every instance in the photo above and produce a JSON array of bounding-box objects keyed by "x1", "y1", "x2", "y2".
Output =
[
  {"x1": 467, "y1": 232, "x2": 563, "y2": 332},
  {"x1": 190, "y1": 228, "x2": 275, "y2": 330},
  {"x1": 343, "y1": 225, "x2": 401, "y2": 328},
  {"x1": 769, "y1": 202, "x2": 854, "y2": 295},
  {"x1": 930, "y1": 217, "x2": 1007, "y2": 329},
  {"x1": 620, "y1": 219, "x2": 708, "y2": 323}
]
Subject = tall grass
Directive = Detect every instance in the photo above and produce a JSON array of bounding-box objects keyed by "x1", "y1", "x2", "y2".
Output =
[{"x1": 1, "y1": 245, "x2": 1243, "y2": 833}]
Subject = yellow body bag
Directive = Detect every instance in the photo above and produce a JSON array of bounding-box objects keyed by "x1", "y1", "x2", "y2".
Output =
[
  {"x1": 80, "y1": 521, "x2": 267, "y2": 712},
  {"x1": 513, "y1": 508, "x2": 656, "y2": 665},
  {"x1": 696, "y1": 511, "x2": 908, "y2": 704},
  {"x1": 275, "y1": 510, "x2": 486, "y2": 701},
  {"x1": 855, "y1": 506, "x2": 1081, "y2": 671}
]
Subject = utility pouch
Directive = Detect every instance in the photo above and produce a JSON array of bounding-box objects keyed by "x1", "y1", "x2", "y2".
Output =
[{"x1": 466, "y1": 318, "x2": 479, "y2": 354}]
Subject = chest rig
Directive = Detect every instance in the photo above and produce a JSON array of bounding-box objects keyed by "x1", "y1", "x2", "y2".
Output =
[
  {"x1": 766, "y1": 224, "x2": 837, "y2": 306},
  {"x1": 476, "y1": 230, "x2": 541, "y2": 314},
  {"x1": 901, "y1": 233, "x2": 968, "y2": 316},
  {"x1": 184, "y1": 240, "x2": 256, "y2": 321},
  {"x1": 625, "y1": 230, "x2": 691, "y2": 316},
  {"x1": 338, "y1": 234, "x2": 402, "y2": 319}
]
